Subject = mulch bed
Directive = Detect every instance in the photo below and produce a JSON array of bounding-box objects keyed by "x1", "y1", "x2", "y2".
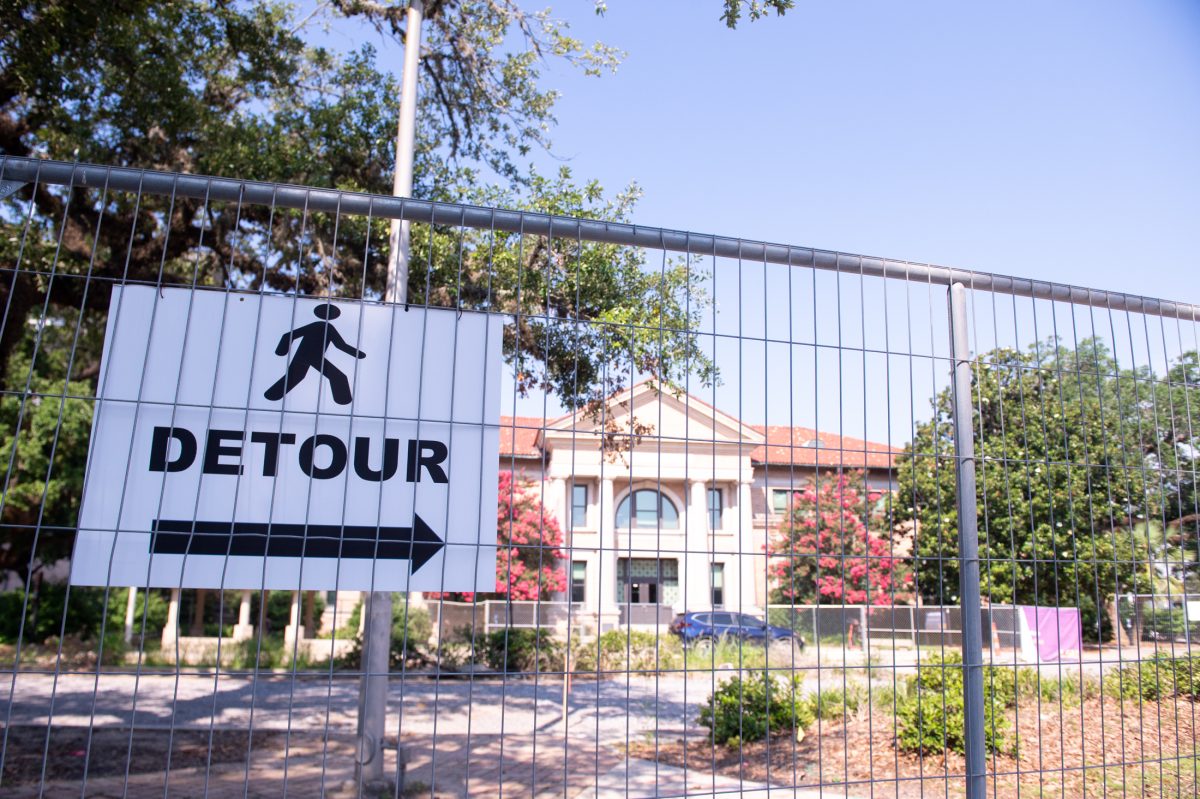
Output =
[
  {"x1": 1, "y1": 725, "x2": 284, "y2": 786},
  {"x1": 632, "y1": 697, "x2": 1200, "y2": 798}
]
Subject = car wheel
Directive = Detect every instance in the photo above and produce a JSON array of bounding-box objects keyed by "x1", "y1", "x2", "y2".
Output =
[{"x1": 692, "y1": 637, "x2": 713, "y2": 657}]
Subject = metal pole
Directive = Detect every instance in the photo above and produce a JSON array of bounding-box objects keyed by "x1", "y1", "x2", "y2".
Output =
[
  {"x1": 948, "y1": 282, "x2": 987, "y2": 799},
  {"x1": 5, "y1": 155, "x2": 1200, "y2": 325},
  {"x1": 357, "y1": 0, "x2": 424, "y2": 790},
  {"x1": 385, "y1": 0, "x2": 423, "y2": 305}
]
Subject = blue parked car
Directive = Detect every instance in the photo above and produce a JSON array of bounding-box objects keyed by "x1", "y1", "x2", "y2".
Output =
[{"x1": 668, "y1": 611, "x2": 804, "y2": 652}]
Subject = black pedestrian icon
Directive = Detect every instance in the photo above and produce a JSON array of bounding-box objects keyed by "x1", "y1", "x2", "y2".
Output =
[{"x1": 264, "y1": 304, "x2": 365, "y2": 406}]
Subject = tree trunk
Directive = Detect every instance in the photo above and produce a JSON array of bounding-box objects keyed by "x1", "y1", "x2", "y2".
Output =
[
  {"x1": 0, "y1": 273, "x2": 40, "y2": 387},
  {"x1": 189, "y1": 589, "x2": 207, "y2": 636},
  {"x1": 303, "y1": 591, "x2": 316, "y2": 635}
]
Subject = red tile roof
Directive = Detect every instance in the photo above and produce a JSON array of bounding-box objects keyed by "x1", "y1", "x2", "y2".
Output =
[
  {"x1": 498, "y1": 416, "x2": 900, "y2": 469},
  {"x1": 749, "y1": 425, "x2": 900, "y2": 469},
  {"x1": 498, "y1": 416, "x2": 545, "y2": 459}
]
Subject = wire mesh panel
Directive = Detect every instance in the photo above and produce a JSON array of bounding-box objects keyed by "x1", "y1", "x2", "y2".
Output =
[{"x1": 0, "y1": 156, "x2": 1197, "y2": 799}]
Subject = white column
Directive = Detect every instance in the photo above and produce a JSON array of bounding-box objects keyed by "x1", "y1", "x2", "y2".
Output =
[
  {"x1": 162, "y1": 588, "x2": 181, "y2": 649},
  {"x1": 737, "y1": 480, "x2": 762, "y2": 615},
  {"x1": 232, "y1": 590, "x2": 254, "y2": 641},
  {"x1": 284, "y1": 590, "x2": 305, "y2": 645},
  {"x1": 685, "y1": 479, "x2": 712, "y2": 613},
  {"x1": 597, "y1": 477, "x2": 619, "y2": 630},
  {"x1": 549, "y1": 477, "x2": 567, "y2": 535},
  {"x1": 123, "y1": 587, "x2": 138, "y2": 644}
]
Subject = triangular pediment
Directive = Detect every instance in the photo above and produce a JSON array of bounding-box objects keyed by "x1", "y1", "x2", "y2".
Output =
[{"x1": 542, "y1": 381, "x2": 764, "y2": 448}]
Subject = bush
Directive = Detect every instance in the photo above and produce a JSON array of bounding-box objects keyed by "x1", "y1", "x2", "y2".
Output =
[
  {"x1": 571, "y1": 630, "x2": 683, "y2": 674},
  {"x1": 895, "y1": 652, "x2": 1010, "y2": 756},
  {"x1": 812, "y1": 686, "x2": 862, "y2": 721},
  {"x1": 319, "y1": 600, "x2": 361, "y2": 640},
  {"x1": 982, "y1": 663, "x2": 1017, "y2": 709},
  {"x1": 1103, "y1": 660, "x2": 1163, "y2": 701},
  {"x1": 482, "y1": 628, "x2": 562, "y2": 673},
  {"x1": 1167, "y1": 655, "x2": 1200, "y2": 697},
  {"x1": 107, "y1": 588, "x2": 170, "y2": 639},
  {"x1": 1143, "y1": 608, "x2": 1188, "y2": 639},
  {"x1": 0, "y1": 584, "x2": 129, "y2": 644},
  {"x1": 1102, "y1": 655, "x2": 1199, "y2": 701},
  {"x1": 263, "y1": 591, "x2": 326, "y2": 635},
  {"x1": 339, "y1": 597, "x2": 432, "y2": 671},
  {"x1": 1013, "y1": 668, "x2": 1096, "y2": 706},
  {"x1": 698, "y1": 671, "x2": 815, "y2": 747},
  {"x1": 434, "y1": 640, "x2": 476, "y2": 672}
]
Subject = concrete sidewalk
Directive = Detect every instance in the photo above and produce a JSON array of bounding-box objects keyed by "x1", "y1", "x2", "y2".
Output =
[{"x1": 577, "y1": 758, "x2": 867, "y2": 799}]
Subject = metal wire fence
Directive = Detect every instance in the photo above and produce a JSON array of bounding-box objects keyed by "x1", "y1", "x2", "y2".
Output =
[{"x1": 0, "y1": 156, "x2": 1197, "y2": 798}]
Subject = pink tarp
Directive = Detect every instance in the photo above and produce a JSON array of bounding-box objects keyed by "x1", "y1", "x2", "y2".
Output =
[{"x1": 1020, "y1": 605, "x2": 1082, "y2": 662}]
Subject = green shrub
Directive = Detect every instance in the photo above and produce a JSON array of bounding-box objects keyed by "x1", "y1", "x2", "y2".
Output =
[
  {"x1": 683, "y1": 637, "x2": 771, "y2": 671},
  {"x1": 108, "y1": 588, "x2": 170, "y2": 639},
  {"x1": 262, "y1": 591, "x2": 326, "y2": 634},
  {"x1": 482, "y1": 628, "x2": 562, "y2": 673},
  {"x1": 319, "y1": 600, "x2": 361, "y2": 640},
  {"x1": 434, "y1": 640, "x2": 476, "y2": 672},
  {"x1": 982, "y1": 664, "x2": 1017, "y2": 709},
  {"x1": 0, "y1": 585, "x2": 166, "y2": 645},
  {"x1": 0, "y1": 585, "x2": 105, "y2": 643},
  {"x1": 895, "y1": 652, "x2": 1010, "y2": 756},
  {"x1": 1103, "y1": 659, "x2": 1167, "y2": 701},
  {"x1": 339, "y1": 598, "x2": 432, "y2": 671},
  {"x1": 811, "y1": 686, "x2": 862, "y2": 721},
  {"x1": 698, "y1": 671, "x2": 815, "y2": 746},
  {"x1": 1143, "y1": 608, "x2": 1188, "y2": 638},
  {"x1": 571, "y1": 630, "x2": 683, "y2": 674},
  {"x1": 1167, "y1": 655, "x2": 1200, "y2": 697},
  {"x1": 98, "y1": 631, "x2": 129, "y2": 665},
  {"x1": 1102, "y1": 655, "x2": 1199, "y2": 702}
]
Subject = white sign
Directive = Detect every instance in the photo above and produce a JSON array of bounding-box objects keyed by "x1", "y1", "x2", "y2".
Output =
[{"x1": 70, "y1": 286, "x2": 501, "y2": 592}]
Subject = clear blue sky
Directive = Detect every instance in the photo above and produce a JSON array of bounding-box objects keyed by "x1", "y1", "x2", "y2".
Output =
[
  {"x1": 523, "y1": 0, "x2": 1200, "y2": 306},
  {"x1": 319, "y1": 0, "x2": 1200, "y2": 436}
]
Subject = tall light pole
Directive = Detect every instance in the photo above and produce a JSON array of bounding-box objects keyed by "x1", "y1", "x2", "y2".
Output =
[{"x1": 356, "y1": 0, "x2": 424, "y2": 790}]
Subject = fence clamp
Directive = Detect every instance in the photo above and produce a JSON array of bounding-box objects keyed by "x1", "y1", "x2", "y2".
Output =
[{"x1": 0, "y1": 180, "x2": 27, "y2": 200}]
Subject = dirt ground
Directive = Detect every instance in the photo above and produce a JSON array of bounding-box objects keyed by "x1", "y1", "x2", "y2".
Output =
[
  {"x1": 1, "y1": 725, "x2": 284, "y2": 787},
  {"x1": 633, "y1": 697, "x2": 1200, "y2": 799}
]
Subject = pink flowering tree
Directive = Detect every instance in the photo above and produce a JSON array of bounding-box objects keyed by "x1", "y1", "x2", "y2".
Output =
[
  {"x1": 431, "y1": 472, "x2": 567, "y2": 602},
  {"x1": 768, "y1": 470, "x2": 913, "y2": 605}
]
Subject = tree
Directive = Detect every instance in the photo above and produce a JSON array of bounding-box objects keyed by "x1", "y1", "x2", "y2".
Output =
[
  {"x1": 1, "y1": 1, "x2": 786, "y2": 576},
  {"x1": 0, "y1": 1, "x2": 721, "y2": 394},
  {"x1": 1141, "y1": 351, "x2": 1200, "y2": 590},
  {"x1": 720, "y1": 0, "x2": 794, "y2": 28},
  {"x1": 432, "y1": 471, "x2": 565, "y2": 602},
  {"x1": 895, "y1": 338, "x2": 1198, "y2": 638},
  {"x1": 0, "y1": 308, "x2": 96, "y2": 577},
  {"x1": 768, "y1": 470, "x2": 914, "y2": 605}
]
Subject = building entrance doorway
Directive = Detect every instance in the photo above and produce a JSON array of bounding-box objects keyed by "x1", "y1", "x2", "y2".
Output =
[{"x1": 624, "y1": 581, "x2": 659, "y2": 604}]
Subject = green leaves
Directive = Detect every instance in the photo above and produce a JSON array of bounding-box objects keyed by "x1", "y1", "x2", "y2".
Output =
[
  {"x1": 897, "y1": 337, "x2": 1200, "y2": 640},
  {"x1": 721, "y1": 0, "x2": 795, "y2": 29}
]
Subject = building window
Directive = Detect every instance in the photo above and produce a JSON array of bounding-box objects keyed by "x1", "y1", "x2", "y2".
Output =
[
  {"x1": 571, "y1": 561, "x2": 586, "y2": 603},
  {"x1": 707, "y1": 488, "x2": 722, "y2": 530},
  {"x1": 571, "y1": 483, "x2": 588, "y2": 529},
  {"x1": 772, "y1": 489, "x2": 792, "y2": 514},
  {"x1": 617, "y1": 558, "x2": 679, "y2": 604},
  {"x1": 711, "y1": 563, "x2": 725, "y2": 608},
  {"x1": 615, "y1": 489, "x2": 679, "y2": 530}
]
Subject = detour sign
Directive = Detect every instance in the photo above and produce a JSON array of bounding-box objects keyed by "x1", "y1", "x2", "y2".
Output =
[{"x1": 70, "y1": 286, "x2": 502, "y2": 593}]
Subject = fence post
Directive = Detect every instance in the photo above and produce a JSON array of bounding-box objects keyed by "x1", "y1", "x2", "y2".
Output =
[{"x1": 948, "y1": 282, "x2": 987, "y2": 799}]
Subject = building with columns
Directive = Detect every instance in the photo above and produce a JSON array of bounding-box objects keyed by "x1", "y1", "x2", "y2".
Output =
[
  {"x1": 490, "y1": 381, "x2": 899, "y2": 632},
  {"x1": 157, "y1": 382, "x2": 901, "y2": 649}
]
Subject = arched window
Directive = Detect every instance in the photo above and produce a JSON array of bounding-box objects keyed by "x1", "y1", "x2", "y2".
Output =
[{"x1": 615, "y1": 489, "x2": 679, "y2": 530}]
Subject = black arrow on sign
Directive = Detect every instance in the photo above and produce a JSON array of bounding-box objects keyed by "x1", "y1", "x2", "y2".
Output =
[{"x1": 149, "y1": 515, "x2": 444, "y2": 572}]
